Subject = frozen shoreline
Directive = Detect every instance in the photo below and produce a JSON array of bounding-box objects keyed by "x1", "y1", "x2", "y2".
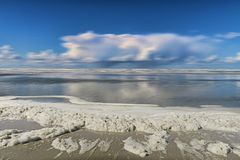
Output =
[
  {"x1": 1, "y1": 95, "x2": 240, "y2": 158},
  {"x1": 2, "y1": 95, "x2": 240, "y2": 132}
]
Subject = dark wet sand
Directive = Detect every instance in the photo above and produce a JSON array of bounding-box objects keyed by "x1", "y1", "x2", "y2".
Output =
[
  {"x1": 0, "y1": 128, "x2": 240, "y2": 160},
  {"x1": 0, "y1": 120, "x2": 43, "y2": 131}
]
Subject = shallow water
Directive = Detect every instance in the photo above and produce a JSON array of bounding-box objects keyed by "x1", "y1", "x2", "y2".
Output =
[
  {"x1": 1, "y1": 70, "x2": 240, "y2": 159},
  {"x1": 1, "y1": 72, "x2": 240, "y2": 107},
  {"x1": 14, "y1": 97, "x2": 69, "y2": 103}
]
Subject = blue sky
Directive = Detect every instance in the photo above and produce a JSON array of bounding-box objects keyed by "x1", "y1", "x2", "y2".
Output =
[{"x1": 1, "y1": 0, "x2": 240, "y2": 68}]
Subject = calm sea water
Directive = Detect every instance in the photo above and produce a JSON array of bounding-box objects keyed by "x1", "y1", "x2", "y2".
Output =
[{"x1": 1, "y1": 72, "x2": 240, "y2": 107}]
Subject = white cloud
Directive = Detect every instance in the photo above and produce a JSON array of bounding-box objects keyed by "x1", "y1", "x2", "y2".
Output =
[
  {"x1": 225, "y1": 52, "x2": 240, "y2": 63},
  {"x1": 184, "y1": 54, "x2": 218, "y2": 64},
  {"x1": 215, "y1": 32, "x2": 240, "y2": 39},
  {"x1": 6, "y1": 31, "x2": 240, "y2": 67},
  {"x1": 27, "y1": 50, "x2": 59, "y2": 63},
  {"x1": 0, "y1": 45, "x2": 20, "y2": 61},
  {"x1": 59, "y1": 32, "x2": 215, "y2": 63},
  {"x1": 203, "y1": 55, "x2": 218, "y2": 63}
]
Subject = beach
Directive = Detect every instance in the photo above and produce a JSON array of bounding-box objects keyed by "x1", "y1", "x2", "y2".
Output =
[
  {"x1": 1, "y1": 0, "x2": 240, "y2": 159},
  {"x1": 1, "y1": 95, "x2": 240, "y2": 159}
]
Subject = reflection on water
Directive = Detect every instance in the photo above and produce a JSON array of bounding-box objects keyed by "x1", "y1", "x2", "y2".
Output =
[{"x1": 1, "y1": 73, "x2": 240, "y2": 107}]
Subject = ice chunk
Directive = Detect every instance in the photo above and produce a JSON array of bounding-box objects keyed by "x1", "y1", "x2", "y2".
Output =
[
  {"x1": 123, "y1": 137, "x2": 150, "y2": 157},
  {"x1": 0, "y1": 127, "x2": 69, "y2": 148},
  {"x1": 98, "y1": 139, "x2": 112, "y2": 152},
  {"x1": 206, "y1": 141, "x2": 232, "y2": 157},
  {"x1": 123, "y1": 131, "x2": 169, "y2": 157},
  {"x1": 79, "y1": 138, "x2": 99, "y2": 154},
  {"x1": 175, "y1": 139, "x2": 204, "y2": 159},
  {"x1": 51, "y1": 137, "x2": 79, "y2": 154},
  {"x1": 190, "y1": 139, "x2": 206, "y2": 151}
]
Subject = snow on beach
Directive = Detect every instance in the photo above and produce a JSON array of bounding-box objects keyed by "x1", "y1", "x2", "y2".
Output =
[{"x1": 1, "y1": 95, "x2": 240, "y2": 158}]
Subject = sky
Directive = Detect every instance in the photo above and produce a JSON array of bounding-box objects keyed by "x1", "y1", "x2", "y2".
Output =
[{"x1": 1, "y1": 0, "x2": 240, "y2": 68}]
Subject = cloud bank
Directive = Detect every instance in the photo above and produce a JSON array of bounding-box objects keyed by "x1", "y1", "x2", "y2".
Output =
[
  {"x1": 215, "y1": 32, "x2": 240, "y2": 39},
  {"x1": 25, "y1": 32, "x2": 218, "y2": 66},
  {"x1": 1, "y1": 31, "x2": 240, "y2": 67},
  {"x1": 27, "y1": 50, "x2": 59, "y2": 62},
  {"x1": 60, "y1": 32, "x2": 215, "y2": 63},
  {"x1": 0, "y1": 45, "x2": 20, "y2": 61},
  {"x1": 225, "y1": 53, "x2": 240, "y2": 63}
]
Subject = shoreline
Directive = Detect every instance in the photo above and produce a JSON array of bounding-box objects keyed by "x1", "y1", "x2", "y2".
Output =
[
  {"x1": 1, "y1": 95, "x2": 240, "y2": 159},
  {"x1": 2, "y1": 68, "x2": 240, "y2": 75}
]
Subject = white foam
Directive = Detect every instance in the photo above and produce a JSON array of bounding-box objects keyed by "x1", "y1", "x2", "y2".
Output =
[
  {"x1": 123, "y1": 137, "x2": 150, "y2": 157},
  {"x1": 189, "y1": 139, "x2": 206, "y2": 151},
  {"x1": 51, "y1": 137, "x2": 113, "y2": 155},
  {"x1": 231, "y1": 143, "x2": 240, "y2": 157},
  {"x1": 79, "y1": 138, "x2": 99, "y2": 154},
  {"x1": 175, "y1": 139, "x2": 204, "y2": 159},
  {"x1": 206, "y1": 141, "x2": 232, "y2": 157},
  {"x1": 233, "y1": 148, "x2": 240, "y2": 157},
  {"x1": 0, "y1": 127, "x2": 71, "y2": 148},
  {"x1": 1, "y1": 95, "x2": 240, "y2": 150},
  {"x1": 98, "y1": 139, "x2": 112, "y2": 152},
  {"x1": 51, "y1": 137, "x2": 79, "y2": 154},
  {"x1": 123, "y1": 131, "x2": 169, "y2": 157}
]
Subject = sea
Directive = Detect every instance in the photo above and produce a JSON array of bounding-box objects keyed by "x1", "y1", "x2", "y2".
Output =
[{"x1": 1, "y1": 70, "x2": 240, "y2": 108}]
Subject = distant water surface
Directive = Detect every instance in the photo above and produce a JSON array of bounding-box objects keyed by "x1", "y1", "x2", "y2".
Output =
[{"x1": 1, "y1": 72, "x2": 240, "y2": 107}]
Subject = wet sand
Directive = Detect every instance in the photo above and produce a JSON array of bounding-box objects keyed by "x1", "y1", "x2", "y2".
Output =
[
  {"x1": 1, "y1": 96, "x2": 240, "y2": 159},
  {"x1": 0, "y1": 120, "x2": 43, "y2": 131},
  {"x1": 0, "y1": 129, "x2": 240, "y2": 160}
]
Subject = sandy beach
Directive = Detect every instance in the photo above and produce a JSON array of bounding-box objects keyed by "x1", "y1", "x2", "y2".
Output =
[
  {"x1": 1, "y1": 129, "x2": 239, "y2": 160},
  {"x1": 1, "y1": 96, "x2": 240, "y2": 159}
]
